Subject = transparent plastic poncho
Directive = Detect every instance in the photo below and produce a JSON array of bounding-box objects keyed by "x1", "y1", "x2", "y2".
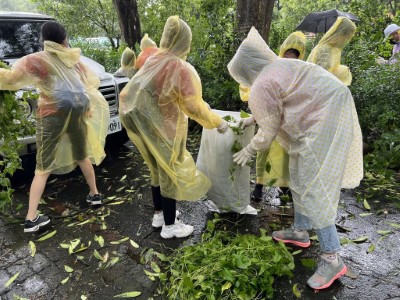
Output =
[
  {"x1": 0, "y1": 41, "x2": 109, "y2": 175},
  {"x1": 307, "y1": 17, "x2": 356, "y2": 86},
  {"x1": 228, "y1": 27, "x2": 363, "y2": 228},
  {"x1": 136, "y1": 34, "x2": 159, "y2": 70},
  {"x1": 119, "y1": 16, "x2": 222, "y2": 201},
  {"x1": 256, "y1": 31, "x2": 307, "y2": 187}
]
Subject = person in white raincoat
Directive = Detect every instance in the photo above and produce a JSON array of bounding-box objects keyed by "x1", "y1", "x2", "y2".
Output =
[
  {"x1": 228, "y1": 27, "x2": 363, "y2": 290},
  {"x1": 119, "y1": 16, "x2": 229, "y2": 239},
  {"x1": 0, "y1": 21, "x2": 109, "y2": 233},
  {"x1": 240, "y1": 31, "x2": 307, "y2": 202}
]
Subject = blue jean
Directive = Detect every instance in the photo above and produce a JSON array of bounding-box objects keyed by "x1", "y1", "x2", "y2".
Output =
[{"x1": 294, "y1": 212, "x2": 340, "y2": 253}]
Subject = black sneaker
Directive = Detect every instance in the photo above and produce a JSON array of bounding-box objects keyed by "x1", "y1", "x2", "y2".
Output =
[
  {"x1": 24, "y1": 215, "x2": 51, "y2": 233},
  {"x1": 251, "y1": 184, "x2": 263, "y2": 202},
  {"x1": 86, "y1": 194, "x2": 103, "y2": 206}
]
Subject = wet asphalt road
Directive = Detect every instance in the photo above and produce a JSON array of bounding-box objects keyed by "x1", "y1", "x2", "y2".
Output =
[{"x1": 1, "y1": 136, "x2": 400, "y2": 300}]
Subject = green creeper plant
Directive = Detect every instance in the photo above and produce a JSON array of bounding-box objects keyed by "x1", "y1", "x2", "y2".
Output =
[
  {"x1": 0, "y1": 61, "x2": 35, "y2": 212},
  {"x1": 158, "y1": 218, "x2": 295, "y2": 299}
]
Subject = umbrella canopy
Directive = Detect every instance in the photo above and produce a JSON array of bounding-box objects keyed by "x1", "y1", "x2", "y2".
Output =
[{"x1": 296, "y1": 9, "x2": 359, "y2": 33}]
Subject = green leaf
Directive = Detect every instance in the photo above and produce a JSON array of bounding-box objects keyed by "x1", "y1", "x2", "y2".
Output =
[
  {"x1": 29, "y1": 241, "x2": 36, "y2": 257},
  {"x1": 240, "y1": 110, "x2": 250, "y2": 118},
  {"x1": 61, "y1": 276, "x2": 70, "y2": 284},
  {"x1": 95, "y1": 235, "x2": 105, "y2": 247},
  {"x1": 221, "y1": 281, "x2": 232, "y2": 293},
  {"x1": 129, "y1": 239, "x2": 139, "y2": 248},
  {"x1": 36, "y1": 230, "x2": 57, "y2": 241},
  {"x1": 292, "y1": 283, "x2": 302, "y2": 298},
  {"x1": 120, "y1": 175, "x2": 127, "y2": 181},
  {"x1": 386, "y1": 222, "x2": 400, "y2": 229},
  {"x1": 359, "y1": 213, "x2": 373, "y2": 217},
  {"x1": 64, "y1": 265, "x2": 74, "y2": 273},
  {"x1": 377, "y1": 230, "x2": 392, "y2": 235},
  {"x1": 367, "y1": 244, "x2": 375, "y2": 253},
  {"x1": 93, "y1": 249, "x2": 103, "y2": 261},
  {"x1": 351, "y1": 236, "x2": 368, "y2": 243},
  {"x1": 110, "y1": 237, "x2": 129, "y2": 244},
  {"x1": 4, "y1": 271, "x2": 19, "y2": 288},
  {"x1": 363, "y1": 199, "x2": 371, "y2": 210},
  {"x1": 113, "y1": 291, "x2": 141, "y2": 298},
  {"x1": 300, "y1": 258, "x2": 316, "y2": 269},
  {"x1": 291, "y1": 250, "x2": 302, "y2": 255}
]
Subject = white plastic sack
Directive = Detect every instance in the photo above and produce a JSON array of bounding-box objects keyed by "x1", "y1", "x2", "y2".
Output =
[{"x1": 196, "y1": 109, "x2": 257, "y2": 214}]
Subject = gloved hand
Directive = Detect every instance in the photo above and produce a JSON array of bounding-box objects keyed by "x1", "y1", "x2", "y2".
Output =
[
  {"x1": 238, "y1": 116, "x2": 256, "y2": 129},
  {"x1": 217, "y1": 119, "x2": 229, "y2": 133},
  {"x1": 233, "y1": 144, "x2": 256, "y2": 166}
]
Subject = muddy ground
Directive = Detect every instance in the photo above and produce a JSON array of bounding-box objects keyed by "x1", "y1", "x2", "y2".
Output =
[{"x1": 0, "y1": 135, "x2": 399, "y2": 300}]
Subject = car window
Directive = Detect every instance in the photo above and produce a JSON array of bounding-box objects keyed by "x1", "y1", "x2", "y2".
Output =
[{"x1": 0, "y1": 21, "x2": 44, "y2": 58}]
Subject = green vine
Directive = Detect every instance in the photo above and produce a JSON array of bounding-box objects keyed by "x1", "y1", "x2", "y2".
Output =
[
  {"x1": 0, "y1": 61, "x2": 36, "y2": 212},
  {"x1": 157, "y1": 218, "x2": 295, "y2": 300}
]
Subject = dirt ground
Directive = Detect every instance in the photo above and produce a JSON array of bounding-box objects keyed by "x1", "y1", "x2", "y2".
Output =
[{"x1": 1, "y1": 138, "x2": 399, "y2": 300}]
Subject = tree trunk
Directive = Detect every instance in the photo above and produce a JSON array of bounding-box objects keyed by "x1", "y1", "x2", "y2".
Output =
[
  {"x1": 236, "y1": 0, "x2": 276, "y2": 43},
  {"x1": 112, "y1": 0, "x2": 141, "y2": 48}
]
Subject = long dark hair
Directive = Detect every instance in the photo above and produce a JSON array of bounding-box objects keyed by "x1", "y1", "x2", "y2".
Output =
[{"x1": 40, "y1": 21, "x2": 67, "y2": 45}]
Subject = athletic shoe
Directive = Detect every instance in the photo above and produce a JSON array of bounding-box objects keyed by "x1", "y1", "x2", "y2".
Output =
[
  {"x1": 272, "y1": 227, "x2": 311, "y2": 248},
  {"x1": 152, "y1": 210, "x2": 180, "y2": 228},
  {"x1": 24, "y1": 215, "x2": 51, "y2": 233},
  {"x1": 307, "y1": 255, "x2": 348, "y2": 290},
  {"x1": 160, "y1": 220, "x2": 194, "y2": 239},
  {"x1": 86, "y1": 193, "x2": 103, "y2": 206}
]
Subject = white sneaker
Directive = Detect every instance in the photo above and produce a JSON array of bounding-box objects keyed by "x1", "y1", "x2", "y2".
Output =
[
  {"x1": 152, "y1": 210, "x2": 180, "y2": 228},
  {"x1": 160, "y1": 220, "x2": 194, "y2": 239}
]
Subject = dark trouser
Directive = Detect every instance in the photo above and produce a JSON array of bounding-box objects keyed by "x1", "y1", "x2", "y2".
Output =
[{"x1": 152, "y1": 186, "x2": 176, "y2": 226}]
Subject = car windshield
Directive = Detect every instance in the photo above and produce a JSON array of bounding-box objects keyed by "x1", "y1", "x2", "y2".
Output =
[{"x1": 0, "y1": 20, "x2": 44, "y2": 58}]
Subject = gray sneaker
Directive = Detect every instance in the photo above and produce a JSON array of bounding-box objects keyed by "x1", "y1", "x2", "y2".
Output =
[
  {"x1": 272, "y1": 227, "x2": 311, "y2": 248},
  {"x1": 307, "y1": 255, "x2": 348, "y2": 290}
]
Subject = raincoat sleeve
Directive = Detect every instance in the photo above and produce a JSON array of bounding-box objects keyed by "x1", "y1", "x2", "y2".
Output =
[
  {"x1": 248, "y1": 79, "x2": 283, "y2": 151},
  {"x1": 177, "y1": 65, "x2": 222, "y2": 129},
  {"x1": 0, "y1": 55, "x2": 45, "y2": 91}
]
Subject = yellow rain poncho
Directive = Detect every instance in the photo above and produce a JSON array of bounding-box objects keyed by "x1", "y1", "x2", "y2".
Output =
[
  {"x1": 136, "y1": 34, "x2": 159, "y2": 70},
  {"x1": 0, "y1": 41, "x2": 109, "y2": 175},
  {"x1": 119, "y1": 16, "x2": 223, "y2": 201},
  {"x1": 307, "y1": 17, "x2": 356, "y2": 86},
  {"x1": 256, "y1": 31, "x2": 307, "y2": 187},
  {"x1": 228, "y1": 27, "x2": 363, "y2": 229},
  {"x1": 115, "y1": 47, "x2": 137, "y2": 79}
]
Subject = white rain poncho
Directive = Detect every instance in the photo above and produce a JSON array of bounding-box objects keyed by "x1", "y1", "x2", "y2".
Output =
[
  {"x1": 119, "y1": 16, "x2": 223, "y2": 201},
  {"x1": 0, "y1": 41, "x2": 109, "y2": 175},
  {"x1": 307, "y1": 17, "x2": 356, "y2": 86},
  {"x1": 256, "y1": 31, "x2": 307, "y2": 187},
  {"x1": 228, "y1": 27, "x2": 363, "y2": 229}
]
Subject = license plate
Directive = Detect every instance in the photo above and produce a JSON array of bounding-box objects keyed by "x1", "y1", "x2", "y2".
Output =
[{"x1": 108, "y1": 116, "x2": 122, "y2": 134}]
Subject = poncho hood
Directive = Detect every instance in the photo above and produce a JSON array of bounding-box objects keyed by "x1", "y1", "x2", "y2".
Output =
[
  {"x1": 227, "y1": 27, "x2": 277, "y2": 87},
  {"x1": 44, "y1": 40, "x2": 81, "y2": 68}
]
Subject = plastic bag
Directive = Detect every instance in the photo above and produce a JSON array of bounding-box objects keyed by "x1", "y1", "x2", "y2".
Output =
[{"x1": 197, "y1": 109, "x2": 257, "y2": 214}]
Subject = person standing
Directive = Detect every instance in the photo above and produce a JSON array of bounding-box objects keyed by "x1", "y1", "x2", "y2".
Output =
[
  {"x1": 119, "y1": 16, "x2": 228, "y2": 239},
  {"x1": 384, "y1": 23, "x2": 400, "y2": 64},
  {"x1": 307, "y1": 17, "x2": 356, "y2": 86},
  {"x1": 239, "y1": 31, "x2": 307, "y2": 201},
  {"x1": 228, "y1": 27, "x2": 363, "y2": 290},
  {"x1": 0, "y1": 21, "x2": 109, "y2": 232}
]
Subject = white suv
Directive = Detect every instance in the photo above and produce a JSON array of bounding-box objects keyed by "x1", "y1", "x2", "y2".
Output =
[{"x1": 0, "y1": 11, "x2": 129, "y2": 156}]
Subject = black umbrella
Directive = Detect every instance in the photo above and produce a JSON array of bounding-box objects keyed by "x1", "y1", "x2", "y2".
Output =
[{"x1": 296, "y1": 9, "x2": 359, "y2": 33}]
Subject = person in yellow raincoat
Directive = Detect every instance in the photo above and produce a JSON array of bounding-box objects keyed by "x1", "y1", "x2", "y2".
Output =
[
  {"x1": 228, "y1": 27, "x2": 363, "y2": 290},
  {"x1": 136, "y1": 34, "x2": 159, "y2": 70},
  {"x1": 239, "y1": 31, "x2": 306, "y2": 202},
  {"x1": 0, "y1": 21, "x2": 109, "y2": 233},
  {"x1": 307, "y1": 17, "x2": 356, "y2": 86},
  {"x1": 114, "y1": 34, "x2": 158, "y2": 79},
  {"x1": 119, "y1": 16, "x2": 229, "y2": 239}
]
